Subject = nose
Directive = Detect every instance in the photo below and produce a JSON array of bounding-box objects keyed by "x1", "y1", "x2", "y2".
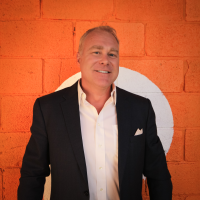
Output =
[{"x1": 99, "y1": 54, "x2": 109, "y2": 66}]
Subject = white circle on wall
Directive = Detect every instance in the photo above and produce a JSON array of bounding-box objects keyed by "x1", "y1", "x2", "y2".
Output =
[{"x1": 44, "y1": 66, "x2": 174, "y2": 200}]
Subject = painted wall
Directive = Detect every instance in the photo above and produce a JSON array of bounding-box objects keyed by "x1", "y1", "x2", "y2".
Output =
[{"x1": 0, "y1": 0, "x2": 200, "y2": 199}]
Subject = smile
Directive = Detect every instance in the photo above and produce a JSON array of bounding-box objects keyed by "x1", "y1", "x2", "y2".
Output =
[{"x1": 96, "y1": 70, "x2": 110, "y2": 74}]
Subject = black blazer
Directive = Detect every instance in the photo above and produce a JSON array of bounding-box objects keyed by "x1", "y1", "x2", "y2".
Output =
[{"x1": 18, "y1": 81, "x2": 172, "y2": 200}]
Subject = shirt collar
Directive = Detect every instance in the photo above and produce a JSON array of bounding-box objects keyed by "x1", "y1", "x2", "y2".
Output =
[{"x1": 78, "y1": 79, "x2": 117, "y2": 106}]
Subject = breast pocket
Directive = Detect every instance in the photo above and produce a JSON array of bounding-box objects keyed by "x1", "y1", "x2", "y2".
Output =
[
  {"x1": 130, "y1": 132, "x2": 144, "y2": 143},
  {"x1": 130, "y1": 132, "x2": 145, "y2": 161}
]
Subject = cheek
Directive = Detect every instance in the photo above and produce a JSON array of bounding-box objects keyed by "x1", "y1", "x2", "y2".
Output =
[
  {"x1": 84, "y1": 56, "x2": 99, "y2": 66},
  {"x1": 112, "y1": 61, "x2": 119, "y2": 71}
]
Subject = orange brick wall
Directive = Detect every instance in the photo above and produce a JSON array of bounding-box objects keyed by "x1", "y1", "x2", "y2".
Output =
[{"x1": 0, "y1": 0, "x2": 200, "y2": 199}]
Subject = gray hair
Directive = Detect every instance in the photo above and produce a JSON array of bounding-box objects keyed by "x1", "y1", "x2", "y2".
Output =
[{"x1": 78, "y1": 26, "x2": 119, "y2": 53}]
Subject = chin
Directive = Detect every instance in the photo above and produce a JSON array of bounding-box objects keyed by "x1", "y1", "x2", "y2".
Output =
[{"x1": 95, "y1": 81, "x2": 112, "y2": 88}]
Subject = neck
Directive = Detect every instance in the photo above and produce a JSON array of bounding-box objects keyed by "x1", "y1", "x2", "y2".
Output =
[{"x1": 80, "y1": 79, "x2": 112, "y2": 114}]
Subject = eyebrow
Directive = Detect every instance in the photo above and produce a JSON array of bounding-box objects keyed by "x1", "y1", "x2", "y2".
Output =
[
  {"x1": 110, "y1": 48, "x2": 119, "y2": 54},
  {"x1": 89, "y1": 45, "x2": 119, "y2": 54},
  {"x1": 88, "y1": 45, "x2": 104, "y2": 51}
]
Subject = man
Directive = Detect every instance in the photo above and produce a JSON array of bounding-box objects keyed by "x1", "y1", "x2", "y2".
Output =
[{"x1": 18, "y1": 26, "x2": 172, "y2": 200}]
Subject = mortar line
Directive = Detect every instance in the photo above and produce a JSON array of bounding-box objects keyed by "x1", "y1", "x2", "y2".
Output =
[
  {"x1": 42, "y1": 58, "x2": 45, "y2": 94},
  {"x1": 59, "y1": 59, "x2": 62, "y2": 85},
  {"x1": 183, "y1": 0, "x2": 186, "y2": 22},
  {"x1": 73, "y1": 22, "x2": 76, "y2": 57},
  {"x1": 112, "y1": 0, "x2": 117, "y2": 18},
  {"x1": 2, "y1": 168, "x2": 4, "y2": 200},
  {"x1": 184, "y1": 195, "x2": 188, "y2": 200},
  {"x1": 183, "y1": 60, "x2": 189, "y2": 92},
  {"x1": 183, "y1": 128, "x2": 186, "y2": 161},
  {"x1": 0, "y1": 96, "x2": 2, "y2": 130},
  {"x1": 144, "y1": 23, "x2": 147, "y2": 57},
  {"x1": 1, "y1": 18, "x2": 200, "y2": 24},
  {"x1": 1, "y1": 56, "x2": 200, "y2": 59},
  {"x1": 40, "y1": 0, "x2": 43, "y2": 19}
]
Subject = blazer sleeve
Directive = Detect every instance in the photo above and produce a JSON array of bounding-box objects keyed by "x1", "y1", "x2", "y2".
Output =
[
  {"x1": 18, "y1": 98, "x2": 50, "y2": 200},
  {"x1": 143, "y1": 99, "x2": 172, "y2": 200}
]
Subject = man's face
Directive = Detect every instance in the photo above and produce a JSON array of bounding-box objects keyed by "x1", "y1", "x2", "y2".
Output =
[{"x1": 77, "y1": 30, "x2": 119, "y2": 90}]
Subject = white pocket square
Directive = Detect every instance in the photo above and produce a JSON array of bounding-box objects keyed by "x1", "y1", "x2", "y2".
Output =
[{"x1": 135, "y1": 128, "x2": 143, "y2": 136}]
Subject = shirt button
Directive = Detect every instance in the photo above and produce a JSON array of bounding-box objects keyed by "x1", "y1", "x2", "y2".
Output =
[
  {"x1": 100, "y1": 188, "x2": 103, "y2": 191},
  {"x1": 97, "y1": 123, "x2": 100, "y2": 126},
  {"x1": 99, "y1": 144, "x2": 102, "y2": 147},
  {"x1": 99, "y1": 167, "x2": 102, "y2": 169}
]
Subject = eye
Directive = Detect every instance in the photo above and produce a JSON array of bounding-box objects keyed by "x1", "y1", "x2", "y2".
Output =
[
  {"x1": 93, "y1": 51, "x2": 100, "y2": 55},
  {"x1": 109, "y1": 53, "x2": 117, "y2": 57}
]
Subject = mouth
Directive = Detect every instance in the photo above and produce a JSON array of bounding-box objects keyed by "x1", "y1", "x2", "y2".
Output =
[{"x1": 95, "y1": 70, "x2": 111, "y2": 74}]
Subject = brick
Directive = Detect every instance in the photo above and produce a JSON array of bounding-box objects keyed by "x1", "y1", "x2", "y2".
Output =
[
  {"x1": 186, "y1": 0, "x2": 200, "y2": 21},
  {"x1": 146, "y1": 24, "x2": 200, "y2": 56},
  {"x1": 185, "y1": 129, "x2": 200, "y2": 162},
  {"x1": 60, "y1": 59, "x2": 80, "y2": 84},
  {"x1": 75, "y1": 22, "x2": 103, "y2": 52},
  {"x1": 186, "y1": 196, "x2": 200, "y2": 200},
  {"x1": 0, "y1": 97, "x2": 2, "y2": 130},
  {"x1": 43, "y1": 0, "x2": 112, "y2": 20},
  {"x1": 119, "y1": 60, "x2": 184, "y2": 92},
  {"x1": 0, "y1": 59, "x2": 42, "y2": 94},
  {"x1": 0, "y1": 169, "x2": 2, "y2": 200},
  {"x1": 172, "y1": 196, "x2": 186, "y2": 200},
  {"x1": 44, "y1": 59, "x2": 61, "y2": 94},
  {"x1": 0, "y1": 0, "x2": 40, "y2": 20},
  {"x1": 185, "y1": 60, "x2": 200, "y2": 92},
  {"x1": 1, "y1": 96, "x2": 37, "y2": 132},
  {"x1": 145, "y1": 184, "x2": 186, "y2": 200},
  {"x1": 168, "y1": 163, "x2": 200, "y2": 194},
  {"x1": 108, "y1": 22, "x2": 145, "y2": 56},
  {"x1": 116, "y1": 0, "x2": 183, "y2": 21},
  {"x1": 165, "y1": 94, "x2": 200, "y2": 128},
  {"x1": 3, "y1": 168, "x2": 20, "y2": 200},
  {"x1": 0, "y1": 132, "x2": 31, "y2": 167},
  {"x1": 0, "y1": 21, "x2": 73, "y2": 58},
  {"x1": 166, "y1": 130, "x2": 184, "y2": 162}
]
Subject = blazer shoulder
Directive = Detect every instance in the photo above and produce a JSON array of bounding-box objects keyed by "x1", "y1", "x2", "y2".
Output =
[
  {"x1": 116, "y1": 87, "x2": 153, "y2": 123},
  {"x1": 116, "y1": 86, "x2": 150, "y2": 106},
  {"x1": 37, "y1": 81, "x2": 78, "y2": 105}
]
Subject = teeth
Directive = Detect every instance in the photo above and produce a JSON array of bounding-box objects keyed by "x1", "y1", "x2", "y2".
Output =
[{"x1": 97, "y1": 70, "x2": 109, "y2": 73}]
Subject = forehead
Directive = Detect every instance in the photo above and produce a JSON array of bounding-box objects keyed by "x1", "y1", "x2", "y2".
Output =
[{"x1": 82, "y1": 30, "x2": 119, "y2": 50}]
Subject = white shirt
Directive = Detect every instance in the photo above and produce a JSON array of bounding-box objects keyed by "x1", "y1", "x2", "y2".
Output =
[{"x1": 78, "y1": 80, "x2": 119, "y2": 200}]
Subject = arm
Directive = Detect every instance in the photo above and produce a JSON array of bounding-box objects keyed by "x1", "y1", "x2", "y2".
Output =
[
  {"x1": 18, "y1": 98, "x2": 50, "y2": 200},
  {"x1": 143, "y1": 100, "x2": 172, "y2": 200}
]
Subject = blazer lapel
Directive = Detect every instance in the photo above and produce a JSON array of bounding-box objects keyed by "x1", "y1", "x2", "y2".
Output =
[
  {"x1": 60, "y1": 82, "x2": 88, "y2": 184},
  {"x1": 116, "y1": 87, "x2": 136, "y2": 189}
]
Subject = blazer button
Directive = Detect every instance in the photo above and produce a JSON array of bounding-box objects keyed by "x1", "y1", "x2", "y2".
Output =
[{"x1": 84, "y1": 190, "x2": 89, "y2": 196}]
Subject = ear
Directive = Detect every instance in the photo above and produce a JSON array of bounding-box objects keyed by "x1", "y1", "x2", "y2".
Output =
[{"x1": 77, "y1": 52, "x2": 81, "y2": 64}]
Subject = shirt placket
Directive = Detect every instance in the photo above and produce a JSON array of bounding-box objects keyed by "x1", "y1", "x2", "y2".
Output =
[{"x1": 95, "y1": 110, "x2": 106, "y2": 200}]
